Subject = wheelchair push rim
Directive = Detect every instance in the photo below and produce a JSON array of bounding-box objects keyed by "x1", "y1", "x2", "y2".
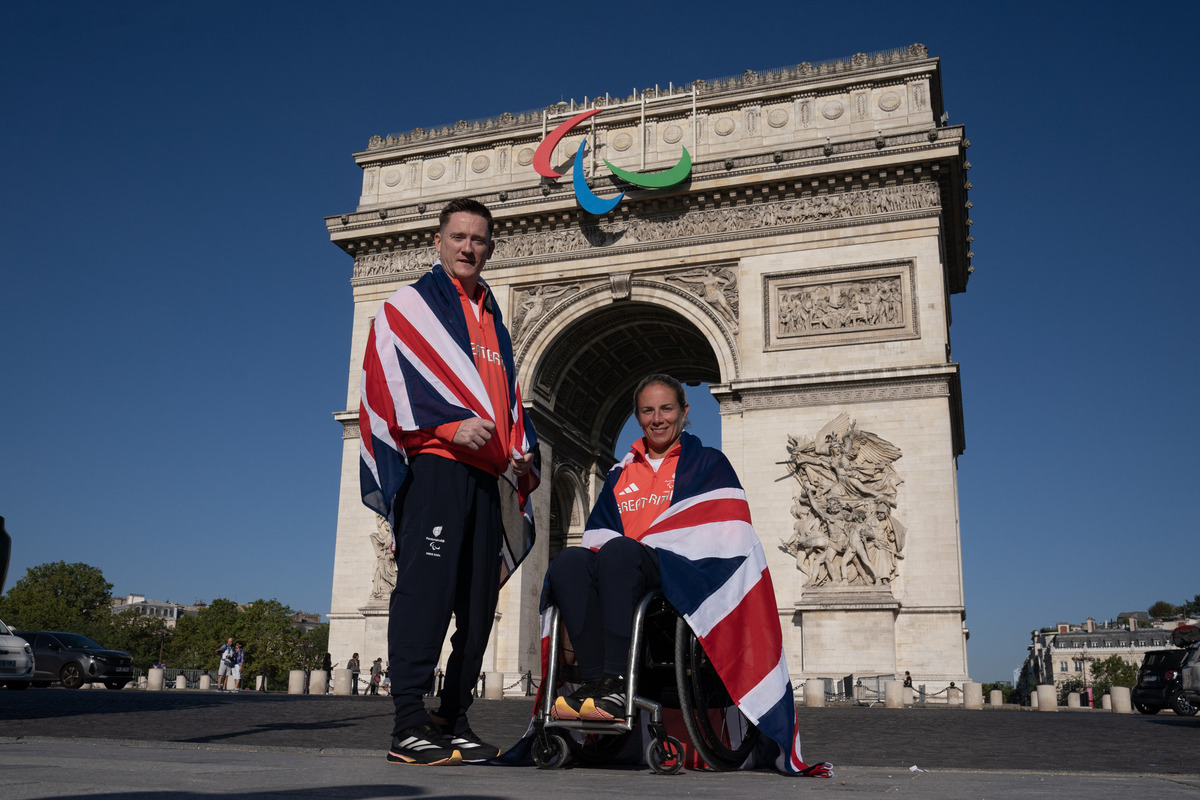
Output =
[{"x1": 674, "y1": 616, "x2": 760, "y2": 771}]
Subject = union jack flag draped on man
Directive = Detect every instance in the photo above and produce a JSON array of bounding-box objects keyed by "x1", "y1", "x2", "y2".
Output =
[
  {"x1": 358, "y1": 262, "x2": 540, "y2": 585},
  {"x1": 578, "y1": 431, "x2": 830, "y2": 776}
]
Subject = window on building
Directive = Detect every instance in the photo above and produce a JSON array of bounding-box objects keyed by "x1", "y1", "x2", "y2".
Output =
[
  {"x1": 1060, "y1": 662, "x2": 1068, "y2": 672},
  {"x1": 1138, "y1": 640, "x2": 1146, "y2": 647},
  {"x1": 1075, "y1": 662, "x2": 1083, "y2": 672},
  {"x1": 1091, "y1": 641, "x2": 1098, "y2": 648}
]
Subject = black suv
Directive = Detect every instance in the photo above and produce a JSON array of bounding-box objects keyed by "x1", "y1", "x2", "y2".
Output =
[
  {"x1": 1132, "y1": 648, "x2": 1196, "y2": 715},
  {"x1": 15, "y1": 631, "x2": 134, "y2": 690}
]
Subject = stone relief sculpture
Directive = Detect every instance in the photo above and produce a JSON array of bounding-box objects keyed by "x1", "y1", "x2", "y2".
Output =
[
  {"x1": 667, "y1": 267, "x2": 739, "y2": 332},
  {"x1": 370, "y1": 514, "x2": 397, "y2": 600},
  {"x1": 512, "y1": 283, "x2": 581, "y2": 342},
  {"x1": 779, "y1": 414, "x2": 907, "y2": 588},
  {"x1": 351, "y1": 183, "x2": 940, "y2": 281},
  {"x1": 778, "y1": 276, "x2": 901, "y2": 336}
]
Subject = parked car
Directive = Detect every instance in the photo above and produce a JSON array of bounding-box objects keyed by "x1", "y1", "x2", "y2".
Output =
[
  {"x1": 14, "y1": 631, "x2": 134, "y2": 689},
  {"x1": 1173, "y1": 625, "x2": 1200, "y2": 713},
  {"x1": 1132, "y1": 648, "x2": 1197, "y2": 715},
  {"x1": 0, "y1": 618, "x2": 35, "y2": 689}
]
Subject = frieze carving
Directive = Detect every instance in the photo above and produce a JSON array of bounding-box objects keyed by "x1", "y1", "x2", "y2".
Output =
[
  {"x1": 363, "y1": 45, "x2": 933, "y2": 151},
  {"x1": 666, "y1": 267, "x2": 739, "y2": 333},
  {"x1": 779, "y1": 415, "x2": 907, "y2": 588},
  {"x1": 513, "y1": 282, "x2": 583, "y2": 343},
  {"x1": 766, "y1": 260, "x2": 917, "y2": 351},
  {"x1": 351, "y1": 183, "x2": 939, "y2": 280},
  {"x1": 779, "y1": 276, "x2": 902, "y2": 335}
]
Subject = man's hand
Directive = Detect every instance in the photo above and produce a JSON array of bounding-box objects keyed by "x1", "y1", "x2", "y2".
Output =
[
  {"x1": 452, "y1": 417, "x2": 495, "y2": 450},
  {"x1": 510, "y1": 451, "x2": 534, "y2": 477}
]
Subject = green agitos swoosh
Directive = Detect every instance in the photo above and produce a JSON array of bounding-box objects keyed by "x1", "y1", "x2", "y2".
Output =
[{"x1": 603, "y1": 147, "x2": 692, "y2": 189}]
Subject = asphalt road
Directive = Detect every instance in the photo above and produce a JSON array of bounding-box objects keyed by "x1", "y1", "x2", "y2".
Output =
[{"x1": 3, "y1": 689, "x2": 1199, "y2": 799}]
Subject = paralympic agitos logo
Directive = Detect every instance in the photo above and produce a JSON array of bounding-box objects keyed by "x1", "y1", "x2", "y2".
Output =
[{"x1": 532, "y1": 108, "x2": 691, "y2": 216}]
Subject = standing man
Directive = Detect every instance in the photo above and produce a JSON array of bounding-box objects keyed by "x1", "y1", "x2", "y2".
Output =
[
  {"x1": 348, "y1": 652, "x2": 361, "y2": 695},
  {"x1": 360, "y1": 197, "x2": 540, "y2": 766},
  {"x1": 216, "y1": 636, "x2": 235, "y2": 692},
  {"x1": 229, "y1": 642, "x2": 245, "y2": 693}
]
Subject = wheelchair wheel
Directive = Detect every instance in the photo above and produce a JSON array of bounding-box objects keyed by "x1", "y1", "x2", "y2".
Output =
[
  {"x1": 674, "y1": 616, "x2": 759, "y2": 771},
  {"x1": 646, "y1": 735, "x2": 684, "y2": 775},
  {"x1": 531, "y1": 732, "x2": 570, "y2": 769},
  {"x1": 564, "y1": 730, "x2": 633, "y2": 765}
]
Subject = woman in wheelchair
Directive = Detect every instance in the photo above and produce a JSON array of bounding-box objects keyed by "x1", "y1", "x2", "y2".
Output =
[
  {"x1": 544, "y1": 373, "x2": 685, "y2": 723},
  {"x1": 541, "y1": 373, "x2": 831, "y2": 776}
]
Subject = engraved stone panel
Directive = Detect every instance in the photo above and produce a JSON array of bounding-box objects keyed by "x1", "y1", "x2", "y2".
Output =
[
  {"x1": 427, "y1": 162, "x2": 445, "y2": 180},
  {"x1": 879, "y1": 91, "x2": 902, "y2": 112},
  {"x1": 612, "y1": 132, "x2": 633, "y2": 151},
  {"x1": 663, "y1": 124, "x2": 683, "y2": 144},
  {"x1": 765, "y1": 260, "x2": 918, "y2": 351},
  {"x1": 471, "y1": 155, "x2": 490, "y2": 174},
  {"x1": 767, "y1": 108, "x2": 789, "y2": 128},
  {"x1": 714, "y1": 116, "x2": 736, "y2": 136},
  {"x1": 382, "y1": 168, "x2": 399, "y2": 188},
  {"x1": 822, "y1": 100, "x2": 845, "y2": 120},
  {"x1": 516, "y1": 148, "x2": 535, "y2": 166}
]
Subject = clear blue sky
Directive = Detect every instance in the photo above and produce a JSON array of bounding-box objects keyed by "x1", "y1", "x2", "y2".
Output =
[{"x1": 2, "y1": 2, "x2": 1197, "y2": 684}]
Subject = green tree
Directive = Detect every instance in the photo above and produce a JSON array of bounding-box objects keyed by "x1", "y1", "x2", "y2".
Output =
[
  {"x1": 94, "y1": 610, "x2": 172, "y2": 669},
  {"x1": 1183, "y1": 595, "x2": 1200, "y2": 617},
  {"x1": 168, "y1": 598, "x2": 241, "y2": 670},
  {"x1": 1149, "y1": 600, "x2": 1181, "y2": 619},
  {"x1": 0, "y1": 561, "x2": 113, "y2": 630},
  {"x1": 234, "y1": 599, "x2": 302, "y2": 689},
  {"x1": 299, "y1": 623, "x2": 330, "y2": 673},
  {"x1": 1090, "y1": 655, "x2": 1137, "y2": 697}
]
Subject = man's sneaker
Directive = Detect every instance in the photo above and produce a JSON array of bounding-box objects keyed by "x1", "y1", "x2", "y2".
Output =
[
  {"x1": 440, "y1": 726, "x2": 501, "y2": 762},
  {"x1": 387, "y1": 721, "x2": 463, "y2": 765},
  {"x1": 579, "y1": 674, "x2": 627, "y2": 723}
]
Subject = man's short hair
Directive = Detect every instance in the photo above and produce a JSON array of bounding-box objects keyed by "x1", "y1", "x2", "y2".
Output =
[{"x1": 439, "y1": 197, "x2": 494, "y2": 238}]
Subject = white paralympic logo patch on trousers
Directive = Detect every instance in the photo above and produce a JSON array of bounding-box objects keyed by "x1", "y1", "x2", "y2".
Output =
[{"x1": 426, "y1": 525, "x2": 444, "y2": 557}]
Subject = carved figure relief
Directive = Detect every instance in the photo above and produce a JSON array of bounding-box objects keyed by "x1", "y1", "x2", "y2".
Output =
[
  {"x1": 351, "y1": 184, "x2": 940, "y2": 281},
  {"x1": 512, "y1": 283, "x2": 582, "y2": 342},
  {"x1": 765, "y1": 260, "x2": 917, "y2": 351},
  {"x1": 778, "y1": 276, "x2": 902, "y2": 335},
  {"x1": 666, "y1": 267, "x2": 739, "y2": 333},
  {"x1": 778, "y1": 415, "x2": 906, "y2": 588},
  {"x1": 370, "y1": 514, "x2": 398, "y2": 600}
]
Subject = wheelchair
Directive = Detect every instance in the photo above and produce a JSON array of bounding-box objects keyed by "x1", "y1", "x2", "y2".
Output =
[{"x1": 530, "y1": 591, "x2": 762, "y2": 774}]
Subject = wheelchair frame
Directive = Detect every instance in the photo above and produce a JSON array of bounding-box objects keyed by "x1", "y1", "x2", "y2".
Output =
[{"x1": 530, "y1": 590, "x2": 759, "y2": 774}]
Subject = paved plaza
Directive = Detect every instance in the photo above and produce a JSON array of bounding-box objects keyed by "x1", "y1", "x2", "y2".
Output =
[{"x1": 2, "y1": 691, "x2": 1199, "y2": 798}]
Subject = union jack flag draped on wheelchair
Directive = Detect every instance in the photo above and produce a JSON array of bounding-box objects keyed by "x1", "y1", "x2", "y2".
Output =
[{"x1": 564, "y1": 431, "x2": 831, "y2": 776}]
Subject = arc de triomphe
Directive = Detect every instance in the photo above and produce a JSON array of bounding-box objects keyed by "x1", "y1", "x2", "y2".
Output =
[{"x1": 326, "y1": 44, "x2": 973, "y2": 692}]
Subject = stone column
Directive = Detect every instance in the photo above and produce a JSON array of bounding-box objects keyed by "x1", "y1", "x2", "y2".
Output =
[
  {"x1": 333, "y1": 668, "x2": 352, "y2": 696},
  {"x1": 1067, "y1": 692, "x2": 1080, "y2": 709},
  {"x1": 963, "y1": 682, "x2": 983, "y2": 709},
  {"x1": 199, "y1": 674, "x2": 211, "y2": 691},
  {"x1": 255, "y1": 675, "x2": 265, "y2": 691},
  {"x1": 174, "y1": 675, "x2": 186, "y2": 690},
  {"x1": 1030, "y1": 690, "x2": 1039, "y2": 709},
  {"x1": 288, "y1": 670, "x2": 306, "y2": 695},
  {"x1": 947, "y1": 685, "x2": 962, "y2": 706},
  {"x1": 484, "y1": 671, "x2": 503, "y2": 700},
  {"x1": 804, "y1": 679, "x2": 825, "y2": 708},
  {"x1": 309, "y1": 670, "x2": 329, "y2": 695},
  {"x1": 1101, "y1": 693, "x2": 1111, "y2": 710},
  {"x1": 147, "y1": 668, "x2": 164, "y2": 691},
  {"x1": 884, "y1": 680, "x2": 905, "y2": 708},
  {"x1": 988, "y1": 689, "x2": 1003, "y2": 706},
  {"x1": 1036, "y1": 684, "x2": 1057, "y2": 711},
  {"x1": 1110, "y1": 686, "x2": 1132, "y2": 714}
]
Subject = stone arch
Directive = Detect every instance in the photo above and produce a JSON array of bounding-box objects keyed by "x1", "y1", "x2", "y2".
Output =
[
  {"x1": 548, "y1": 464, "x2": 587, "y2": 560},
  {"x1": 516, "y1": 278, "x2": 738, "y2": 394}
]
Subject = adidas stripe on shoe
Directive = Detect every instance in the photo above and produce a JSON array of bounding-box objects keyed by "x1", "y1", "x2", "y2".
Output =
[{"x1": 387, "y1": 721, "x2": 462, "y2": 765}]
